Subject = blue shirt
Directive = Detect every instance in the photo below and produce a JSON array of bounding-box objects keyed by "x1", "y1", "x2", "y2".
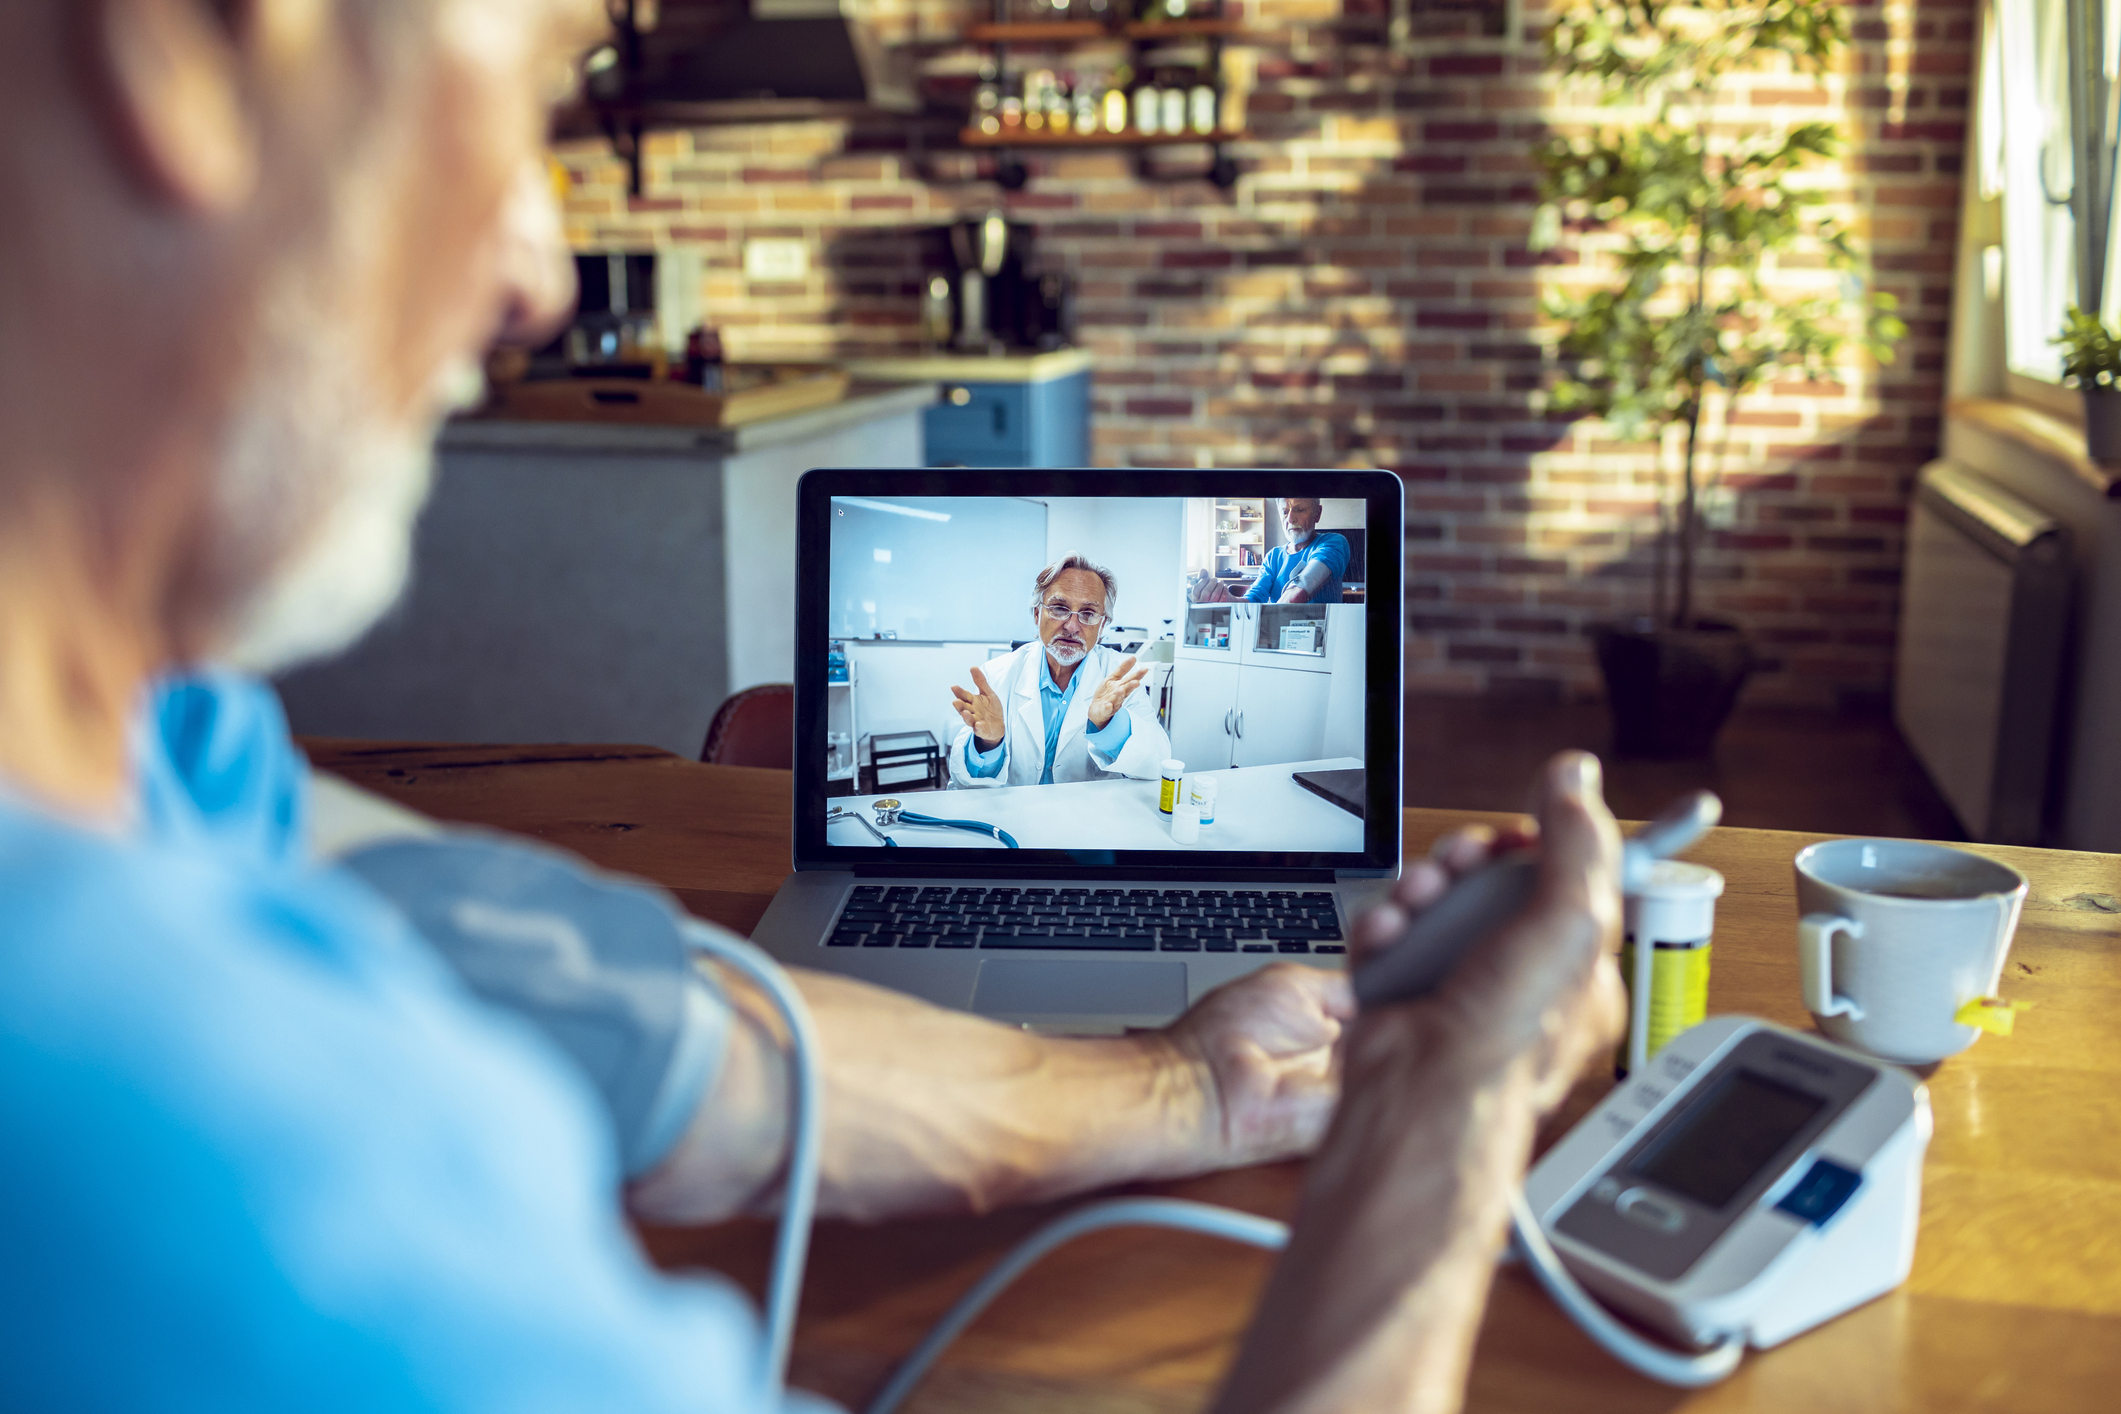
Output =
[
  {"x1": 966, "y1": 650, "x2": 1132, "y2": 784},
  {"x1": 1246, "y1": 533, "x2": 1350, "y2": 604},
  {"x1": 0, "y1": 673, "x2": 816, "y2": 1413}
]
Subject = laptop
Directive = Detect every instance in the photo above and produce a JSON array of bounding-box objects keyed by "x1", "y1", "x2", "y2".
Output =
[{"x1": 751, "y1": 468, "x2": 1404, "y2": 1031}]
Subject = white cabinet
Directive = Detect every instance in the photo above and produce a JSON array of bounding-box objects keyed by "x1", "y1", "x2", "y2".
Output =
[
  {"x1": 1169, "y1": 658, "x2": 1241, "y2": 771},
  {"x1": 1233, "y1": 664, "x2": 1331, "y2": 767},
  {"x1": 1170, "y1": 603, "x2": 1359, "y2": 770},
  {"x1": 1170, "y1": 654, "x2": 1333, "y2": 772}
]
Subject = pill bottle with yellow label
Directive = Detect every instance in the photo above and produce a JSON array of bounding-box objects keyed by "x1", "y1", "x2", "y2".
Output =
[{"x1": 1617, "y1": 860, "x2": 1724, "y2": 1077}]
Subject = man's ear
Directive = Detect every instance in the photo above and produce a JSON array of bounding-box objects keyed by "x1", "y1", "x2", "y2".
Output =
[{"x1": 85, "y1": 0, "x2": 259, "y2": 212}]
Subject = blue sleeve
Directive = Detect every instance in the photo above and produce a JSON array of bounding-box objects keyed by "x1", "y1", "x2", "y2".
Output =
[
  {"x1": 962, "y1": 733, "x2": 1006, "y2": 779},
  {"x1": 0, "y1": 826, "x2": 822, "y2": 1414},
  {"x1": 137, "y1": 672, "x2": 307, "y2": 867},
  {"x1": 1086, "y1": 707, "x2": 1133, "y2": 762},
  {"x1": 1243, "y1": 550, "x2": 1281, "y2": 603},
  {"x1": 1314, "y1": 534, "x2": 1351, "y2": 579},
  {"x1": 340, "y1": 833, "x2": 730, "y2": 1180}
]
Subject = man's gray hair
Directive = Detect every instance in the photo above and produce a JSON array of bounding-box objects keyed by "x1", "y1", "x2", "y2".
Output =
[{"x1": 1031, "y1": 554, "x2": 1118, "y2": 616}]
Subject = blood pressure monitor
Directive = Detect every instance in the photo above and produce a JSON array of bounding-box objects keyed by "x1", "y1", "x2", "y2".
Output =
[{"x1": 1526, "y1": 1016, "x2": 1932, "y2": 1352}]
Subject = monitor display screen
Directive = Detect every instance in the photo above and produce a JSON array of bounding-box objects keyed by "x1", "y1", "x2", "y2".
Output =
[
  {"x1": 817, "y1": 491, "x2": 1371, "y2": 856},
  {"x1": 1633, "y1": 1069, "x2": 1827, "y2": 1210}
]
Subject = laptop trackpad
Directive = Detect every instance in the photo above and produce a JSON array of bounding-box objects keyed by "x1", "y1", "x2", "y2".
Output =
[{"x1": 971, "y1": 958, "x2": 1189, "y2": 1030}]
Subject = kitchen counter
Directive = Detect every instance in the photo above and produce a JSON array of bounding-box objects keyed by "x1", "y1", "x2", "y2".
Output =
[
  {"x1": 274, "y1": 383, "x2": 933, "y2": 755},
  {"x1": 840, "y1": 349, "x2": 1095, "y2": 383},
  {"x1": 840, "y1": 350, "x2": 1092, "y2": 467},
  {"x1": 440, "y1": 382, "x2": 937, "y2": 456}
]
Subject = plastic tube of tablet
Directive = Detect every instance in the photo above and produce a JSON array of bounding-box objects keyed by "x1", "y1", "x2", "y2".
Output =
[{"x1": 1170, "y1": 802, "x2": 1201, "y2": 844}]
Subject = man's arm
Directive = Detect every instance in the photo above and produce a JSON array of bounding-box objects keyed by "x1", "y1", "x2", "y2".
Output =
[
  {"x1": 1213, "y1": 753, "x2": 1626, "y2": 1414},
  {"x1": 628, "y1": 959, "x2": 1351, "y2": 1225},
  {"x1": 1276, "y1": 558, "x2": 1331, "y2": 605},
  {"x1": 1243, "y1": 551, "x2": 1280, "y2": 603}
]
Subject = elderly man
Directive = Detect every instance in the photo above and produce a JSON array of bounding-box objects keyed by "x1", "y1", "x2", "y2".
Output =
[
  {"x1": 1247, "y1": 496, "x2": 1352, "y2": 604},
  {"x1": 948, "y1": 554, "x2": 1169, "y2": 787},
  {"x1": 0, "y1": 3, "x2": 1624, "y2": 1413}
]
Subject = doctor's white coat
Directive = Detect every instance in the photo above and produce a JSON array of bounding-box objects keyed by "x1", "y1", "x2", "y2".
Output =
[{"x1": 947, "y1": 640, "x2": 1171, "y2": 788}]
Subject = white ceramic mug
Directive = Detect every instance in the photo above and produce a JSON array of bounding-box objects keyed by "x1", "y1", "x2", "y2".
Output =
[{"x1": 1793, "y1": 838, "x2": 2028, "y2": 1065}]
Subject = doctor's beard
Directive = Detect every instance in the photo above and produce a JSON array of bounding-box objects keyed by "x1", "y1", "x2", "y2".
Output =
[{"x1": 1047, "y1": 636, "x2": 1089, "y2": 669}]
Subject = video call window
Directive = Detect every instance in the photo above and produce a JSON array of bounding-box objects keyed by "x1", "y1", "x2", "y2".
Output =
[{"x1": 822, "y1": 494, "x2": 1368, "y2": 854}]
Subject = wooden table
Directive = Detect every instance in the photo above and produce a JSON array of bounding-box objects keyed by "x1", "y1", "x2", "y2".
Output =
[{"x1": 305, "y1": 740, "x2": 2121, "y2": 1414}]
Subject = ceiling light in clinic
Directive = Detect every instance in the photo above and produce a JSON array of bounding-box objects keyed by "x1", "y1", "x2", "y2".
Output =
[
  {"x1": 835, "y1": 497, "x2": 952, "y2": 523},
  {"x1": 875, "y1": 548, "x2": 892, "y2": 563}
]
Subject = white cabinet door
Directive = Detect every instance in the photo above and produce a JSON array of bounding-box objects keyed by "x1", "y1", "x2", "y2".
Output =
[
  {"x1": 1168, "y1": 658, "x2": 1240, "y2": 771},
  {"x1": 1232, "y1": 664, "x2": 1330, "y2": 767}
]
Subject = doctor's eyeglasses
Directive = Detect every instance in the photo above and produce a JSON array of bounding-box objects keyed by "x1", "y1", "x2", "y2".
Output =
[{"x1": 1040, "y1": 601, "x2": 1107, "y2": 628}]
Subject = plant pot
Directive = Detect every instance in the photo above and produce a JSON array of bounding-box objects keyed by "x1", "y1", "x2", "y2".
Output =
[
  {"x1": 1591, "y1": 617, "x2": 1756, "y2": 759},
  {"x1": 2084, "y1": 387, "x2": 2121, "y2": 466}
]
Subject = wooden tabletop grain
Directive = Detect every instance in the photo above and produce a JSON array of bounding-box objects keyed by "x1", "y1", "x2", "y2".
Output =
[{"x1": 303, "y1": 740, "x2": 2121, "y2": 1414}]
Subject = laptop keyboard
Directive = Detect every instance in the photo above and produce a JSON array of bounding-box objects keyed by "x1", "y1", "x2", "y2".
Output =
[{"x1": 826, "y1": 886, "x2": 1347, "y2": 955}]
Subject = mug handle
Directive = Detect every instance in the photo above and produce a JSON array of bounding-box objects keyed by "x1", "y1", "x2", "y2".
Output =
[{"x1": 1798, "y1": 913, "x2": 1866, "y2": 1020}]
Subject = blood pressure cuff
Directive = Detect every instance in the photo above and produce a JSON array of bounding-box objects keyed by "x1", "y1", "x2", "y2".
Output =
[{"x1": 340, "y1": 834, "x2": 730, "y2": 1180}]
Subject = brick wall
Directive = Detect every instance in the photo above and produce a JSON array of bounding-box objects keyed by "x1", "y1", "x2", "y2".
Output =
[{"x1": 557, "y1": 0, "x2": 1971, "y2": 708}]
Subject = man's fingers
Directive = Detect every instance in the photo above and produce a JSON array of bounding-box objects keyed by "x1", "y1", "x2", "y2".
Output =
[
  {"x1": 1112, "y1": 654, "x2": 1138, "y2": 679},
  {"x1": 950, "y1": 685, "x2": 976, "y2": 705},
  {"x1": 1387, "y1": 857, "x2": 1454, "y2": 913},
  {"x1": 970, "y1": 664, "x2": 998, "y2": 700},
  {"x1": 1532, "y1": 751, "x2": 1620, "y2": 909}
]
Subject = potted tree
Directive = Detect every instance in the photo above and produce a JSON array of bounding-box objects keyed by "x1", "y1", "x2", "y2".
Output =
[
  {"x1": 1533, "y1": 0, "x2": 1906, "y2": 757},
  {"x1": 2056, "y1": 306, "x2": 2121, "y2": 465}
]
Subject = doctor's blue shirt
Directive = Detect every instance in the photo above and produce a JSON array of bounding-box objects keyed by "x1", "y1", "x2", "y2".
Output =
[
  {"x1": 965, "y1": 650, "x2": 1132, "y2": 783},
  {"x1": 1246, "y1": 532, "x2": 1350, "y2": 604},
  {"x1": 0, "y1": 673, "x2": 814, "y2": 1413}
]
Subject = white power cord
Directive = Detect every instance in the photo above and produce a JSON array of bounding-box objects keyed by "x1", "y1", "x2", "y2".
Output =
[
  {"x1": 861, "y1": 1198, "x2": 1291, "y2": 1414},
  {"x1": 1507, "y1": 1193, "x2": 1745, "y2": 1387},
  {"x1": 674, "y1": 924, "x2": 1740, "y2": 1401},
  {"x1": 680, "y1": 922, "x2": 824, "y2": 1402}
]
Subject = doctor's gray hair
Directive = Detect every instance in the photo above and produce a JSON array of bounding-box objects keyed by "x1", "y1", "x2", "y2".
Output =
[{"x1": 1030, "y1": 555, "x2": 1118, "y2": 616}]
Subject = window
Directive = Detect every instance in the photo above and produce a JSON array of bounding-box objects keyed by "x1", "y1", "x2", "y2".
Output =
[{"x1": 1986, "y1": 0, "x2": 2121, "y2": 387}]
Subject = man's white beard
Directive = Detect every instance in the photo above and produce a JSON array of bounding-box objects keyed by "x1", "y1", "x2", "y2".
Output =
[
  {"x1": 211, "y1": 260, "x2": 476, "y2": 676},
  {"x1": 1047, "y1": 638, "x2": 1088, "y2": 668}
]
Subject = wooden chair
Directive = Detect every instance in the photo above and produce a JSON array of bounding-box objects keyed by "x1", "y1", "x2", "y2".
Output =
[{"x1": 699, "y1": 683, "x2": 794, "y2": 769}]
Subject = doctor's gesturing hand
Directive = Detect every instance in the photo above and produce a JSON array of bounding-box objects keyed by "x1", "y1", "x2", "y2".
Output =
[
  {"x1": 951, "y1": 665, "x2": 1009, "y2": 750},
  {"x1": 1086, "y1": 654, "x2": 1150, "y2": 728}
]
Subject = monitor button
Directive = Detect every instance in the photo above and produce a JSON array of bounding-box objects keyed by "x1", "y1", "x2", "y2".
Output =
[
  {"x1": 1591, "y1": 1176, "x2": 1623, "y2": 1203},
  {"x1": 1775, "y1": 1159, "x2": 1864, "y2": 1227},
  {"x1": 1615, "y1": 1187, "x2": 1686, "y2": 1234}
]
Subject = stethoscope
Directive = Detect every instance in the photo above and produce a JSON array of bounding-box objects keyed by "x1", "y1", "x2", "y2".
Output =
[{"x1": 826, "y1": 798, "x2": 1020, "y2": 850}]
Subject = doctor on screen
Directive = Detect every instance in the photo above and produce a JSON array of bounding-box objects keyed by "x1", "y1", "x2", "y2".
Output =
[{"x1": 948, "y1": 555, "x2": 1171, "y2": 787}]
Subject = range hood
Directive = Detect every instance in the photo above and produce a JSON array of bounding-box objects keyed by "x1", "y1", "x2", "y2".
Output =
[{"x1": 588, "y1": 0, "x2": 918, "y2": 122}]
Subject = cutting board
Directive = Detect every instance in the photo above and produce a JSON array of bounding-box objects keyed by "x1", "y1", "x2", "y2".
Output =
[{"x1": 490, "y1": 367, "x2": 851, "y2": 427}]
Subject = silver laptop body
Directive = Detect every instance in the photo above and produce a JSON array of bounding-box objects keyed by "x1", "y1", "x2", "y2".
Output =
[{"x1": 751, "y1": 468, "x2": 1403, "y2": 1032}]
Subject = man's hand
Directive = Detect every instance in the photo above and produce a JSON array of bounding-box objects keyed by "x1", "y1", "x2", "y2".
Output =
[
  {"x1": 949, "y1": 665, "x2": 1006, "y2": 750},
  {"x1": 1213, "y1": 753, "x2": 1627, "y2": 1414},
  {"x1": 1085, "y1": 654, "x2": 1148, "y2": 729},
  {"x1": 1163, "y1": 963, "x2": 1353, "y2": 1169},
  {"x1": 1346, "y1": 752, "x2": 1626, "y2": 1112}
]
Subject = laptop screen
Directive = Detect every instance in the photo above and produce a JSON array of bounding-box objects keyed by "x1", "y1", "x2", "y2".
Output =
[{"x1": 795, "y1": 470, "x2": 1401, "y2": 875}]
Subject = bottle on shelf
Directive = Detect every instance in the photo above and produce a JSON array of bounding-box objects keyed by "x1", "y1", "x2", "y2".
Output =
[
  {"x1": 1158, "y1": 69, "x2": 1185, "y2": 135},
  {"x1": 1189, "y1": 74, "x2": 1217, "y2": 133},
  {"x1": 1103, "y1": 62, "x2": 1133, "y2": 132},
  {"x1": 973, "y1": 61, "x2": 1001, "y2": 135},
  {"x1": 1133, "y1": 74, "x2": 1160, "y2": 135},
  {"x1": 1072, "y1": 78, "x2": 1098, "y2": 134}
]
